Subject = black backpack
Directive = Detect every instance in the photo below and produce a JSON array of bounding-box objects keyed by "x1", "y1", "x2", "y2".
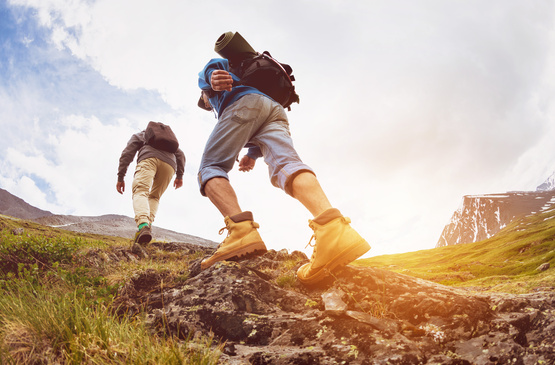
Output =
[
  {"x1": 144, "y1": 121, "x2": 179, "y2": 153},
  {"x1": 231, "y1": 51, "x2": 300, "y2": 110}
]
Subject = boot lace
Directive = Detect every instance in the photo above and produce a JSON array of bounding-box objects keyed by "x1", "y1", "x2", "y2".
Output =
[
  {"x1": 305, "y1": 234, "x2": 317, "y2": 260},
  {"x1": 216, "y1": 220, "x2": 260, "y2": 248},
  {"x1": 218, "y1": 226, "x2": 229, "y2": 236},
  {"x1": 215, "y1": 225, "x2": 231, "y2": 249},
  {"x1": 305, "y1": 235, "x2": 315, "y2": 249},
  {"x1": 304, "y1": 216, "x2": 351, "y2": 259}
]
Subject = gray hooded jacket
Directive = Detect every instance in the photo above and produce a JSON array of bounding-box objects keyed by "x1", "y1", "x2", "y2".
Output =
[{"x1": 117, "y1": 131, "x2": 185, "y2": 182}]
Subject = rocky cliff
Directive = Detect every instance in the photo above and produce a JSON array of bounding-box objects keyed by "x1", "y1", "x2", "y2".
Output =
[
  {"x1": 436, "y1": 190, "x2": 555, "y2": 247},
  {"x1": 438, "y1": 171, "x2": 555, "y2": 248},
  {"x1": 100, "y1": 242, "x2": 555, "y2": 364},
  {"x1": 536, "y1": 170, "x2": 555, "y2": 191}
]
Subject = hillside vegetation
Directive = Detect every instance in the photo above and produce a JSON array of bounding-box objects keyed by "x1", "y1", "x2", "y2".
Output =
[
  {"x1": 356, "y1": 208, "x2": 555, "y2": 293},
  {"x1": 0, "y1": 214, "x2": 220, "y2": 364},
  {"x1": 1, "y1": 206, "x2": 554, "y2": 363}
]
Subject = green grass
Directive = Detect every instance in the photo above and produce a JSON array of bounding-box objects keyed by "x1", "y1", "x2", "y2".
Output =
[
  {"x1": 2, "y1": 205, "x2": 554, "y2": 361},
  {"x1": 0, "y1": 215, "x2": 222, "y2": 364},
  {"x1": 355, "y1": 208, "x2": 555, "y2": 293},
  {"x1": 0, "y1": 280, "x2": 219, "y2": 364}
]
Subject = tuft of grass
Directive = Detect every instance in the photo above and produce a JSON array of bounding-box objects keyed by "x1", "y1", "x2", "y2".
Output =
[
  {"x1": 0, "y1": 229, "x2": 82, "y2": 275},
  {"x1": 275, "y1": 272, "x2": 296, "y2": 288},
  {"x1": 355, "y1": 208, "x2": 555, "y2": 293},
  {"x1": 0, "y1": 280, "x2": 220, "y2": 364}
]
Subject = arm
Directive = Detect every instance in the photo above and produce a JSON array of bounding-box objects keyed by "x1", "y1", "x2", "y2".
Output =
[
  {"x1": 210, "y1": 70, "x2": 233, "y2": 92},
  {"x1": 238, "y1": 155, "x2": 256, "y2": 172},
  {"x1": 246, "y1": 146, "x2": 263, "y2": 160},
  {"x1": 198, "y1": 59, "x2": 233, "y2": 113},
  {"x1": 116, "y1": 132, "x2": 143, "y2": 192},
  {"x1": 116, "y1": 181, "x2": 125, "y2": 194},
  {"x1": 198, "y1": 58, "x2": 231, "y2": 91},
  {"x1": 239, "y1": 146, "x2": 262, "y2": 172},
  {"x1": 174, "y1": 148, "x2": 186, "y2": 189}
]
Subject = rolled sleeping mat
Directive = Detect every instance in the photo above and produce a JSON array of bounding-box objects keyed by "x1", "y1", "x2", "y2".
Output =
[{"x1": 214, "y1": 31, "x2": 257, "y2": 62}]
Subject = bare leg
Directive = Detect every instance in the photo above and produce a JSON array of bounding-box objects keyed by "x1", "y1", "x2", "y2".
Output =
[
  {"x1": 204, "y1": 177, "x2": 243, "y2": 218},
  {"x1": 290, "y1": 172, "x2": 333, "y2": 217},
  {"x1": 201, "y1": 177, "x2": 267, "y2": 270},
  {"x1": 293, "y1": 171, "x2": 371, "y2": 284}
]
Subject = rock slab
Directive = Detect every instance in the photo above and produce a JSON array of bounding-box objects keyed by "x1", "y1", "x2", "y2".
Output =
[{"x1": 113, "y1": 244, "x2": 555, "y2": 364}]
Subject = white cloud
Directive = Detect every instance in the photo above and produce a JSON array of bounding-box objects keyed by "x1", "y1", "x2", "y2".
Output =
[{"x1": 2, "y1": 0, "x2": 555, "y2": 257}]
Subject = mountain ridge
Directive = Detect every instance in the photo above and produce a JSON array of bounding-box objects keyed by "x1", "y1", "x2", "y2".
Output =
[
  {"x1": 537, "y1": 170, "x2": 555, "y2": 191},
  {"x1": 0, "y1": 188, "x2": 216, "y2": 248},
  {"x1": 0, "y1": 188, "x2": 53, "y2": 220},
  {"x1": 437, "y1": 171, "x2": 555, "y2": 247},
  {"x1": 3, "y1": 211, "x2": 554, "y2": 363},
  {"x1": 437, "y1": 190, "x2": 555, "y2": 247}
]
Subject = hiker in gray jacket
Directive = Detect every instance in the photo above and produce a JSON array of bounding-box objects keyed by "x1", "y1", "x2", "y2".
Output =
[{"x1": 116, "y1": 125, "x2": 185, "y2": 244}]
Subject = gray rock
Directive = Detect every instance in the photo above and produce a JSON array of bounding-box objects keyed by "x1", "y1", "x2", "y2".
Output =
[
  {"x1": 11, "y1": 228, "x2": 24, "y2": 235},
  {"x1": 321, "y1": 288, "x2": 347, "y2": 315},
  {"x1": 112, "y1": 246, "x2": 555, "y2": 364}
]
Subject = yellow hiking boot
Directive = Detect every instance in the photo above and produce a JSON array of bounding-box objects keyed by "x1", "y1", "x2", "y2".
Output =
[
  {"x1": 297, "y1": 208, "x2": 370, "y2": 285},
  {"x1": 201, "y1": 212, "x2": 267, "y2": 270}
]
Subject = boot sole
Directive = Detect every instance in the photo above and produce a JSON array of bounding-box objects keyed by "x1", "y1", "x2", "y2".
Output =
[
  {"x1": 200, "y1": 241, "x2": 267, "y2": 270},
  {"x1": 297, "y1": 239, "x2": 371, "y2": 285},
  {"x1": 136, "y1": 233, "x2": 152, "y2": 244}
]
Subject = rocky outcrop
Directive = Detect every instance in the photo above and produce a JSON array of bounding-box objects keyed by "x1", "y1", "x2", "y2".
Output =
[
  {"x1": 537, "y1": 170, "x2": 555, "y2": 191},
  {"x1": 437, "y1": 191, "x2": 555, "y2": 247},
  {"x1": 112, "y1": 242, "x2": 555, "y2": 364}
]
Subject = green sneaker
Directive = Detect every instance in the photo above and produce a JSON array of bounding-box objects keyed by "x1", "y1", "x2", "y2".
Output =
[{"x1": 134, "y1": 224, "x2": 152, "y2": 244}]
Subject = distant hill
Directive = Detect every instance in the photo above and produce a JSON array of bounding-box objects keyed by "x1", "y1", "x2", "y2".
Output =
[
  {"x1": 0, "y1": 188, "x2": 52, "y2": 220},
  {"x1": 358, "y1": 204, "x2": 555, "y2": 292},
  {"x1": 34, "y1": 214, "x2": 216, "y2": 247},
  {"x1": 0, "y1": 188, "x2": 216, "y2": 248}
]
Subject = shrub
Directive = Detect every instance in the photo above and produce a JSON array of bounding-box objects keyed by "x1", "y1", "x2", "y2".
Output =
[{"x1": 0, "y1": 229, "x2": 81, "y2": 275}]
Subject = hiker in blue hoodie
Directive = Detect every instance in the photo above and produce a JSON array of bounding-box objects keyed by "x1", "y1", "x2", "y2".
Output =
[{"x1": 197, "y1": 31, "x2": 370, "y2": 284}]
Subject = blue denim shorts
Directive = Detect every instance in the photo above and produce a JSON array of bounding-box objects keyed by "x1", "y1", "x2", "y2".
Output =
[{"x1": 198, "y1": 94, "x2": 314, "y2": 196}]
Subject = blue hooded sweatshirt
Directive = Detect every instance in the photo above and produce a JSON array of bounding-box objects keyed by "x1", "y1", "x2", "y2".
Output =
[{"x1": 198, "y1": 58, "x2": 268, "y2": 116}]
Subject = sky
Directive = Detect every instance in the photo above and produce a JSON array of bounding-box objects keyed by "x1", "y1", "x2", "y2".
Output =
[{"x1": 1, "y1": 0, "x2": 555, "y2": 258}]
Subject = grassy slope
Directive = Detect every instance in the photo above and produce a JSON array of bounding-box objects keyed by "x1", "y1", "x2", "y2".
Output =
[
  {"x1": 0, "y1": 214, "x2": 220, "y2": 364},
  {"x1": 355, "y1": 208, "x2": 555, "y2": 293},
  {"x1": 0, "y1": 213, "x2": 130, "y2": 245},
  {"x1": 2, "y1": 205, "x2": 554, "y2": 362}
]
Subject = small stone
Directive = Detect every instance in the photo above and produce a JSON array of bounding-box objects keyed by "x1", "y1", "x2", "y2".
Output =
[
  {"x1": 11, "y1": 228, "x2": 24, "y2": 235},
  {"x1": 131, "y1": 242, "x2": 149, "y2": 259},
  {"x1": 322, "y1": 288, "x2": 348, "y2": 315},
  {"x1": 536, "y1": 263, "x2": 550, "y2": 272}
]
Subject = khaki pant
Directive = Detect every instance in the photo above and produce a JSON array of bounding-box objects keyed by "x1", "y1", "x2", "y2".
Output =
[{"x1": 132, "y1": 158, "x2": 174, "y2": 226}]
